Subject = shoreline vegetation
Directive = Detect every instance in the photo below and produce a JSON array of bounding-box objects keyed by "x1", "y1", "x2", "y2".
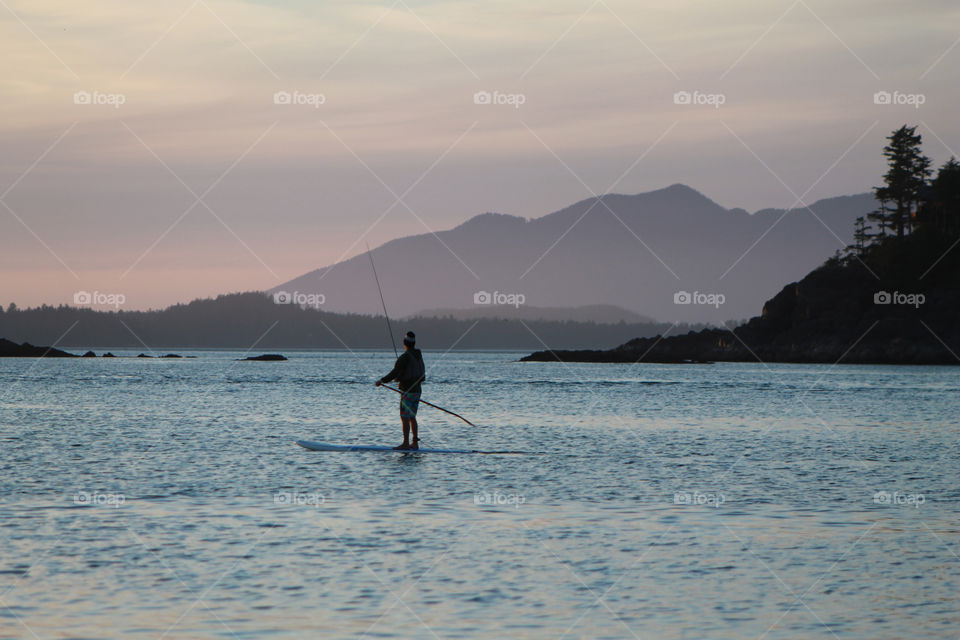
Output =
[
  {"x1": 523, "y1": 126, "x2": 960, "y2": 366},
  {"x1": 0, "y1": 297, "x2": 708, "y2": 352}
]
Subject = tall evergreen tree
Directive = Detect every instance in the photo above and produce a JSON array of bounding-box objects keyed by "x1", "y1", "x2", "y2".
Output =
[
  {"x1": 850, "y1": 216, "x2": 872, "y2": 256},
  {"x1": 874, "y1": 125, "x2": 932, "y2": 237},
  {"x1": 866, "y1": 202, "x2": 889, "y2": 239}
]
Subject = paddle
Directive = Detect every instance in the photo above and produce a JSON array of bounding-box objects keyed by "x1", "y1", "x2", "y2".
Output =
[{"x1": 378, "y1": 383, "x2": 477, "y2": 428}]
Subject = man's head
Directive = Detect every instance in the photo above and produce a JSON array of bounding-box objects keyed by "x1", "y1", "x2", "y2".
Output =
[{"x1": 403, "y1": 331, "x2": 416, "y2": 350}]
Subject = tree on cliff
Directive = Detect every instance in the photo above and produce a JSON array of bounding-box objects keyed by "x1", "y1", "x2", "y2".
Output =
[
  {"x1": 873, "y1": 125, "x2": 932, "y2": 238},
  {"x1": 848, "y1": 216, "x2": 873, "y2": 257},
  {"x1": 866, "y1": 201, "x2": 890, "y2": 239},
  {"x1": 918, "y1": 156, "x2": 960, "y2": 237}
]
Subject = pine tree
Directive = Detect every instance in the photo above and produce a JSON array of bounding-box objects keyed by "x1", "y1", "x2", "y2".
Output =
[
  {"x1": 866, "y1": 202, "x2": 889, "y2": 239},
  {"x1": 852, "y1": 216, "x2": 872, "y2": 255},
  {"x1": 874, "y1": 125, "x2": 932, "y2": 237}
]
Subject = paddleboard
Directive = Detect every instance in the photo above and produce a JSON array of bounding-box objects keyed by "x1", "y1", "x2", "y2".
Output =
[{"x1": 295, "y1": 440, "x2": 523, "y2": 455}]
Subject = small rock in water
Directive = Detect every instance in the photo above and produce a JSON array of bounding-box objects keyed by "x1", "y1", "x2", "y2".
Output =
[{"x1": 241, "y1": 354, "x2": 288, "y2": 361}]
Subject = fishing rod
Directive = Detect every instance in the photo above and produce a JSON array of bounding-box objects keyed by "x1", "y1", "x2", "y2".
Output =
[
  {"x1": 366, "y1": 243, "x2": 476, "y2": 428},
  {"x1": 367, "y1": 242, "x2": 398, "y2": 358}
]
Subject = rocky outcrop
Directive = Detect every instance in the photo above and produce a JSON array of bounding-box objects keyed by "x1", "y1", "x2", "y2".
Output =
[
  {"x1": 0, "y1": 342, "x2": 197, "y2": 358},
  {"x1": 522, "y1": 260, "x2": 959, "y2": 365},
  {"x1": 0, "y1": 338, "x2": 77, "y2": 358}
]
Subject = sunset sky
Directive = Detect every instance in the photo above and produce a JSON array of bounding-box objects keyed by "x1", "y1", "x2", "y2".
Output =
[{"x1": 1, "y1": 0, "x2": 957, "y2": 309}]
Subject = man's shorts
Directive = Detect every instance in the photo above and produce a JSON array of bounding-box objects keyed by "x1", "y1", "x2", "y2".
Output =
[{"x1": 400, "y1": 391, "x2": 421, "y2": 419}]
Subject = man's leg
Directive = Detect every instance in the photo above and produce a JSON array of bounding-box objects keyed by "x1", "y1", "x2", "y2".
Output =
[
  {"x1": 409, "y1": 416, "x2": 418, "y2": 448},
  {"x1": 401, "y1": 417, "x2": 411, "y2": 446}
]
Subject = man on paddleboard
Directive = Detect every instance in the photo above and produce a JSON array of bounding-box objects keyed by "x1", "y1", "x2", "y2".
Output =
[{"x1": 376, "y1": 331, "x2": 426, "y2": 450}]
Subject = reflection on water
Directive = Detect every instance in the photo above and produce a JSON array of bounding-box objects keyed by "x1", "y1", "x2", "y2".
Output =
[{"x1": 0, "y1": 352, "x2": 957, "y2": 639}]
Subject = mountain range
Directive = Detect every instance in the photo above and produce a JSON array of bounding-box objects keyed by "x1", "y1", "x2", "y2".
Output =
[{"x1": 271, "y1": 184, "x2": 876, "y2": 322}]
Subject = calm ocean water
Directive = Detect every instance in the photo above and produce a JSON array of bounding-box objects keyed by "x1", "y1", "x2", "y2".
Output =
[{"x1": 0, "y1": 350, "x2": 957, "y2": 639}]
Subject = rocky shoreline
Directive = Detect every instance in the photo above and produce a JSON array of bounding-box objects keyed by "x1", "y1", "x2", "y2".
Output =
[
  {"x1": 0, "y1": 339, "x2": 285, "y2": 361},
  {"x1": 521, "y1": 261, "x2": 959, "y2": 365},
  {"x1": 0, "y1": 338, "x2": 77, "y2": 358}
]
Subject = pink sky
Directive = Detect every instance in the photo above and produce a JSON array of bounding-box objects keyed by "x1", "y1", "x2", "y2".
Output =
[{"x1": 1, "y1": 0, "x2": 957, "y2": 309}]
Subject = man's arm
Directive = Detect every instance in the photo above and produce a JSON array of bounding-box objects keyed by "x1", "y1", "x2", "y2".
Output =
[{"x1": 378, "y1": 353, "x2": 408, "y2": 385}]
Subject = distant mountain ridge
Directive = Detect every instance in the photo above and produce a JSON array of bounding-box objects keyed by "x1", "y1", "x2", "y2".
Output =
[{"x1": 271, "y1": 184, "x2": 876, "y2": 322}]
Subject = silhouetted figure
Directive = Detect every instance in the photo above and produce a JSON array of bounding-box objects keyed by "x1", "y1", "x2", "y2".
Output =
[{"x1": 376, "y1": 331, "x2": 425, "y2": 450}]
